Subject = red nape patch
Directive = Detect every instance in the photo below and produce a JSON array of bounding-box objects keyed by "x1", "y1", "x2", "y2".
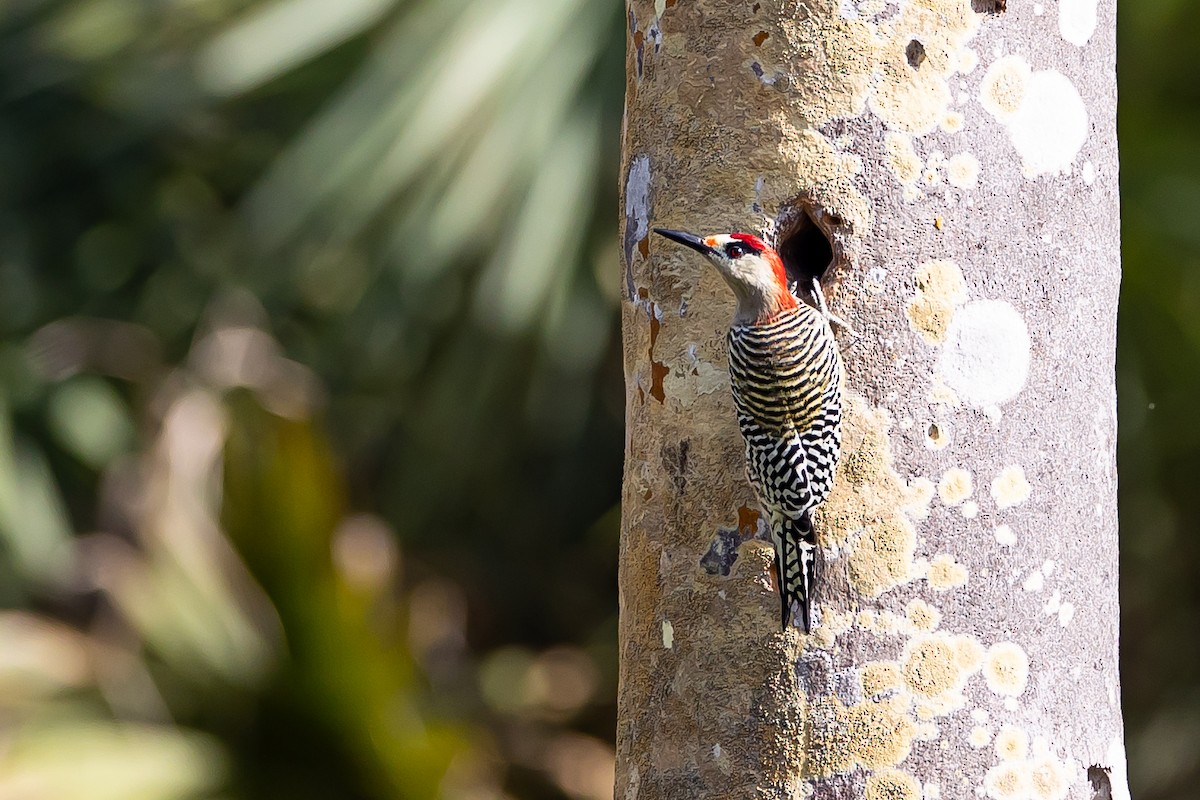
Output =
[{"x1": 729, "y1": 232, "x2": 771, "y2": 252}]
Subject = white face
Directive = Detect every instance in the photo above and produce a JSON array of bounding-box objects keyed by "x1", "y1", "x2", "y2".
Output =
[{"x1": 700, "y1": 234, "x2": 782, "y2": 300}]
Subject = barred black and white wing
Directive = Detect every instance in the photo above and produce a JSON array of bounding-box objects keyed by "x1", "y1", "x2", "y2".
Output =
[{"x1": 727, "y1": 304, "x2": 843, "y2": 632}]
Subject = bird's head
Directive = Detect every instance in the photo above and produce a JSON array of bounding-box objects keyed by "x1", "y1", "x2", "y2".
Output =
[{"x1": 654, "y1": 228, "x2": 798, "y2": 324}]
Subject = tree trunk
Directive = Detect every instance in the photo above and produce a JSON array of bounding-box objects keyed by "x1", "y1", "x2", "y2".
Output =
[{"x1": 616, "y1": 2, "x2": 1127, "y2": 799}]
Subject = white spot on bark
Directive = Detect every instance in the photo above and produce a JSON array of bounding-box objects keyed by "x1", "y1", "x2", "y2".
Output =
[
  {"x1": 992, "y1": 465, "x2": 1032, "y2": 509},
  {"x1": 1059, "y1": 0, "x2": 1099, "y2": 46},
  {"x1": 623, "y1": 155, "x2": 652, "y2": 294},
  {"x1": 1023, "y1": 570, "x2": 1044, "y2": 593},
  {"x1": 937, "y1": 300, "x2": 1031, "y2": 407},
  {"x1": 1008, "y1": 71, "x2": 1089, "y2": 177},
  {"x1": 970, "y1": 726, "x2": 993, "y2": 748},
  {"x1": 661, "y1": 620, "x2": 674, "y2": 649},
  {"x1": 1043, "y1": 589, "x2": 1062, "y2": 615},
  {"x1": 994, "y1": 525, "x2": 1016, "y2": 546},
  {"x1": 625, "y1": 157, "x2": 651, "y2": 237},
  {"x1": 867, "y1": 266, "x2": 889, "y2": 294},
  {"x1": 980, "y1": 59, "x2": 1089, "y2": 177},
  {"x1": 959, "y1": 48, "x2": 979, "y2": 74},
  {"x1": 947, "y1": 153, "x2": 980, "y2": 189},
  {"x1": 961, "y1": 501, "x2": 979, "y2": 519},
  {"x1": 1058, "y1": 601, "x2": 1075, "y2": 627},
  {"x1": 1083, "y1": 161, "x2": 1097, "y2": 185},
  {"x1": 625, "y1": 764, "x2": 640, "y2": 800}
]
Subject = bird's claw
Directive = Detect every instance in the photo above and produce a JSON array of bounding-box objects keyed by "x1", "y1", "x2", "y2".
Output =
[{"x1": 810, "y1": 278, "x2": 857, "y2": 338}]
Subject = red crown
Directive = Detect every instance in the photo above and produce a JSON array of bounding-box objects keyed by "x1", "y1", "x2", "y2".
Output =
[{"x1": 729, "y1": 232, "x2": 771, "y2": 252}]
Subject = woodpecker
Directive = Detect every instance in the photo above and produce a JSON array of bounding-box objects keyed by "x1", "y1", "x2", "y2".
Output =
[{"x1": 654, "y1": 228, "x2": 845, "y2": 633}]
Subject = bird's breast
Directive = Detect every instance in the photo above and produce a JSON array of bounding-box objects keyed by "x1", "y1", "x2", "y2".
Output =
[{"x1": 727, "y1": 307, "x2": 842, "y2": 434}]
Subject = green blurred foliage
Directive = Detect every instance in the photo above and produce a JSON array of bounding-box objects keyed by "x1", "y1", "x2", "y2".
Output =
[
  {"x1": 0, "y1": 0, "x2": 1194, "y2": 798},
  {"x1": 1118, "y1": 3, "x2": 1200, "y2": 798},
  {"x1": 0, "y1": 0, "x2": 622, "y2": 797}
]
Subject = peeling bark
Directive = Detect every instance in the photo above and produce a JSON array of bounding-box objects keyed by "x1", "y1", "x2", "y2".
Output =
[{"x1": 616, "y1": 1, "x2": 1126, "y2": 799}]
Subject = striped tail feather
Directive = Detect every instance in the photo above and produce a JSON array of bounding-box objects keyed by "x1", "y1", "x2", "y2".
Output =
[{"x1": 770, "y1": 511, "x2": 817, "y2": 632}]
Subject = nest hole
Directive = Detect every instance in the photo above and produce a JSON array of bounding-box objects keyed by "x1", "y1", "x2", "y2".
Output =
[{"x1": 777, "y1": 208, "x2": 834, "y2": 294}]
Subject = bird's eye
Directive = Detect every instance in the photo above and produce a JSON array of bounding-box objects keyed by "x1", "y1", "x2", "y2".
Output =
[{"x1": 725, "y1": 243, "x2": 747, "y2": 258}]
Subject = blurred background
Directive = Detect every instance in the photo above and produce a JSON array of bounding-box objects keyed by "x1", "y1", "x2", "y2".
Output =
[{"x1": 0, "y1": 1, "x2": 1192, "y2": 798}]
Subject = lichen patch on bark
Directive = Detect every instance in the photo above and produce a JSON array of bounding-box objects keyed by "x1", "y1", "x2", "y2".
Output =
[
  {"x1": 980, "y1": 55, "x2": 1031, "y2": 119},
  {"x1": 803, "y1": 695, "x2": 916, "y2": 779},
  {"x1": 971, "y1": 724, "x2": 995, "y2": 748},
  {"x1": 983, "y1": 641, "x2": 1030, "y2": 696},
  {"x1": 773, "y1": 118, "x2": 873, "y2": 234},
  {"x1": 884, "y1": 133, "x2": 923, "y2": 199},
  {"x1": 846, "y1": 521, "x2": 914, "y2": 598},
  {"x1": 885, "y1": 133, "x2": 921, "y2": 184},
  {"x1": 983, "y1": 736, "x2": 1078, "y2": 800},
  {"x1": 991, "y1": 465, "x2": 1032, "y2": 509},
  {"x1": 905, "y1": 598, "x2": 942, "y2": 631},
  {"x1": 865, "y1": 769, "x2": 922, "y2": 800},
  {"x1": 869, "y1": 1, "x2": 982, "y2": 135},
  {"x1": 776, "y1": 11, "x2": 877, "y2": 126},
  {"x1": 623, "y1": 155, "x2": 653, "y2": 298},
  {"x1": 926, "y1": 553, "x2": 969, "y2": 590},
  {"x1": 661, "y1": 343, "x2": 728, "y2": 409},
  {"x1": 819, "y1": 394, "x2": 920, "y2": 598},
  {"x1": 937, "y1": 467, "x2": 974, "y2": 506},
  {"x1": 902, "y1": 477, "x2": 936, "y2": 517},
  {"x1": 995, "y1": 726, "x2": 1030, "y2": 761},
  {"x1": 861, "y1": 661, "x2": 904, "y2": 697},
  {"x1": 1005, "y1": 71, "x2": 1089, "y2": 177},
  {"x1": 946, "y1": 152, "x2": 981, "y2": 187},
  {"x1": 902, "y1": 635, "x2": 961, "y2": 697},
  {"x1": 906, "y1": 259, "x2": 968, "y2": 344}
]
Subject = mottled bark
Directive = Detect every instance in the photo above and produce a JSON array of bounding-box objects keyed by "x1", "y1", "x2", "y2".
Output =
[{"x1": 616, "y1": 2, "x2": 1126, "y2": 799}]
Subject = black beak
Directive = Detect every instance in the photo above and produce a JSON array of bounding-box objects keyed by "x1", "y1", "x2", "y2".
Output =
[{"x1": 653, "y1": 228, "x2": 715, "y2": 256}]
